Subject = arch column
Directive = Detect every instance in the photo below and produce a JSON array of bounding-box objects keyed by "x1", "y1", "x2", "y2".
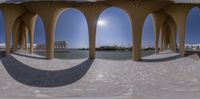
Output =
[
  {"x1": 24, "y1": 2, "x2": 67, "y2": 59},
  {"x1": 131, "y1": 15, "x2": 146, "y2": 60},
  {"x1": 151, "y1": 12, "x2": 167, "y2": 54},
  {"x1": 12, "y1": 19, "x2": 22, "y2": 52},
  {"x1": 160, "y1": 21, "x2": 170, "y2": 51},
  {"x1": 76, "y1": 3, "x2": 108, "y2": 59},
  {"x1": 159, "y1": 17, "x2": 177, "y2": 52},
  {"x1": 160, "y1": 24, "x2": 168, "y2": 51},
  {"x1": 21, "y1": 12, "x2": 37, "y2": 53},
  {"x1": 160, "y1": 27, "x2": 164, "y2": 51},
  {"x1": 167, "y1": 18, "x2": 177, "y2": 52},
  {"x1": 0, "y1": 5, "x2": 25, "y2": 55},
  {"x1": 24, "y1": 27, "x2": 28, "y2": 51},
  {"x1": 19, "y1": 23, "x2": 28, "y2": 50},
  {"x1": 165, "y1": 4, "x2": 193, "y2": 57}
]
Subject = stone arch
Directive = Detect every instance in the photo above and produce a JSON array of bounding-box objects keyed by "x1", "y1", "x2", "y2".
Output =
[
  {"x1": 33, "y1": 15, "x2": 46, "y2": 52},
  {"x1": 159, "y1": 16, "x2": 177, "y2": 52},
  {"x1": 11, "y1": 11, "x2": 38, "y2": 53},
  {"x1": 0, "y1": 5, "x2": 26, "y2": 55},
  {"x1": 0, "y1": 10, "x2": 5, "y2": 50},
  {"x1": 54, "y1": 8, "x2": 89, "y2": 59},
  {"x1": 142, "y1": 15, "x2": 154, "y2": 54},
  {"x1": 164, "y1": 4, "x2": 193, "y2": 57},
  {"x1": 74, "y1": 3, "x2": 109, "y2": 59},
  {"x1": 185, "y1": 7, "x2": 200, "y2": 51},
  {"x1": 95, "y1": 7, "x2": 132, "y2": 60}
]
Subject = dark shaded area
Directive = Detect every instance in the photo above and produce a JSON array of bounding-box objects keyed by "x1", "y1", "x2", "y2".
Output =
[
  {"x1": 185, "y1": 51, "x2": 200, "y2": 58},
  {"x1": 0, "y1": 51, "x2": 6, "y2": 57},
  {"x1": 1, "y1": 55, "x2": 93, "y2": 87}
]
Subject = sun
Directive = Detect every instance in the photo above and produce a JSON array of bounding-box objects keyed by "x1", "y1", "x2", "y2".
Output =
[{"x1": 98, "y1": 19, "x2": 106, "y2": 26}]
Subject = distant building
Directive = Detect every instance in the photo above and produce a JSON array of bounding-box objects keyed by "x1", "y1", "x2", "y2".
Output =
[
  {"x1": 184, "y1": 44, "x2": 200, "y2": 50},
  {"x1": 35, "y1": 44, "x2": 46, "y2": 50},
  {"x1": 35, "y1": 41, "x2": 68, "y2": 50},
  {"x1": 0, "y1": 43, "x2": 5, "y2": 49},
  {"x1": 54, "y1": 41, "x2": 68, "y2": 50},
  {"x1": 27, "y1": 44, "x2": 38, "y2": 49}
]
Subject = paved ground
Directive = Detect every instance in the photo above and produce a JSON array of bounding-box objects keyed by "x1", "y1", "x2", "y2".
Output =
[{"x1": 0, "y1": 50, "x2": 200, "y2": 99}]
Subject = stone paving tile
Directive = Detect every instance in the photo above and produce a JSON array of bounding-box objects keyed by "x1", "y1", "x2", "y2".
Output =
[{"x1": 0, "y1": 50, "x2": 200, "y2": 99}]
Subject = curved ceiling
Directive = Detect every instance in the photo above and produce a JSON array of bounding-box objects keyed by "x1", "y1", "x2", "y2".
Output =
[{"x1": 1, "y1": 0, "x2": 200, "y2": 4}]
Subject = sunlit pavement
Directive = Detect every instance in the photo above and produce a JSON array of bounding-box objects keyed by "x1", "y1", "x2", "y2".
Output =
[{"x1": 0, "y1": 50, "x2": 200, "y2": 99}]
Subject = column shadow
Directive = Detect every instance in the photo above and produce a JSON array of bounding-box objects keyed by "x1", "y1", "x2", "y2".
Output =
[
  {"x1": 1, "y1": 55, "x2": 94, "y2": 87},
  {"x1": 185, "y1": 51, "x2": 200, "y2": 58}
]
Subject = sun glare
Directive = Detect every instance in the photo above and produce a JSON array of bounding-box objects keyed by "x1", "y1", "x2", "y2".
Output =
[{"x1": 98, "y1": 19, "x2": 106, "y2": 26}]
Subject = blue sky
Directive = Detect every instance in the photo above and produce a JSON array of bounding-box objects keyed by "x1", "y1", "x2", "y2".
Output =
[{"x1": 0, "y1": 7, "x2": 200, "y2": 48}]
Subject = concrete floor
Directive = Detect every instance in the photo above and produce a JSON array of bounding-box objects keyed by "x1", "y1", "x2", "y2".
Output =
[{"x1": 0, "y1": 50, "x2": 200, "y2": 99}]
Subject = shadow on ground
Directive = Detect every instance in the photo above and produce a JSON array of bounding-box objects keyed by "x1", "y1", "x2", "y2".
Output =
[
  {"x1": 1, "y1": 55, "x2": 94, "y2": 87},
  {"x1": 185, "y1": 51, "x2": 200, "y2": 57},
  {"x1": 1, "y1": 50, "x2": 200, "y2": 87}
]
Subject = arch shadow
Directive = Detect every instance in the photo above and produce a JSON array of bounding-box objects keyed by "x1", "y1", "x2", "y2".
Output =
[{"x1": 1, "y1": 55, "x2": 94, "y2": 87}]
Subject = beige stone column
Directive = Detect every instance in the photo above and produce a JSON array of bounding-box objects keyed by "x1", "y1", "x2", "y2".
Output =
[
  {"x1": 159, "y1": 17, "x2": 177, "y2": 52},
  {"x1": 24, "y1": 27, "x2": 28, "y2": 51},
  {"x1": 12, "y1": 19, "x2": 22, "y2": 52},
  {"x1": 0, "y1": 5, "x2": 25, "y2": 55},
  {"x1": 160, "y1": 22, "x2": 169, "y2": 51},
  {"x1": 165, "y1": 4, "x2": 192, "y2": 57},
  {"x1": 21, "y1": 12, "x2": 37, "y2": 53},
  {"x1": 19, "y1": 23, "x2": 27, "y2": 50},
  {"x1": 76, "y1": 3, "x2": 108, "y2": 59},
  {"x1": 24, "y1": 2, "x2": 67, "y2": 59},
  {"x1": 151, "y1": 12, "x2": 167, "y2": 54},
  {"x1": 164, "y1": 27, "x2": 170, "y2": 50},
  {"x1": 131, "y1": 15, "x2": 146, "y2": 60},
  {"x1": 160, "y1": 27, "x2": 164, "y2": 51},
  {"x1": 167, "y1": 18, "x2": 177, "y2": 52}
]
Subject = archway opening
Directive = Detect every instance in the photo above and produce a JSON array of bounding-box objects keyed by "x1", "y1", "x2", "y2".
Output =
[
  {"x1": 96, "y1": 7, "x2": 132, "y2": 60},
  {"x1": 185, "y1": 7, "x2": 200, "y2": 57},
  {"x1": 54, "y1": 8, "x2": 89, "y2": 59},
  {"x1": 0, "y1": 10, "x2": 5, "y2": 53},
  {"x1": 185, "y1": 7, "x2": 200, "y2": 51},
  {"x1": 142, "y1": 15, "x2": 155, "y2": 57},
  {"x1": 33, "y1": 16, "x2": 46, "y2": 56}
]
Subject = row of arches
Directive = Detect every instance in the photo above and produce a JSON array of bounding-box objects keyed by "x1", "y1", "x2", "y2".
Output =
[
  {"x1": 36, "y1": 7, "x2": 200, "y2": 59},
  {"x1": 0, "y1": 7, "x2": 153, "y2": 60},
  {"x1": 1, "y1": 2, "x2": 200, "y2": 60}
]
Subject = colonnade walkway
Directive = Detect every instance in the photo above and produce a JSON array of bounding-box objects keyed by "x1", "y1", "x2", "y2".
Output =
[{"x1": 0, "y1": 50, "x2": 200, "y2": 99}]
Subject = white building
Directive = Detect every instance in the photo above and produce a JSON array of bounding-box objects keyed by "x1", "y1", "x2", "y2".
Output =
[
  {"x1": 185, "y1": 44, "x2": 200, "y2": 50},
  {"x1": 0, "y1": 43, "x2": 5, "y2": 49}
]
